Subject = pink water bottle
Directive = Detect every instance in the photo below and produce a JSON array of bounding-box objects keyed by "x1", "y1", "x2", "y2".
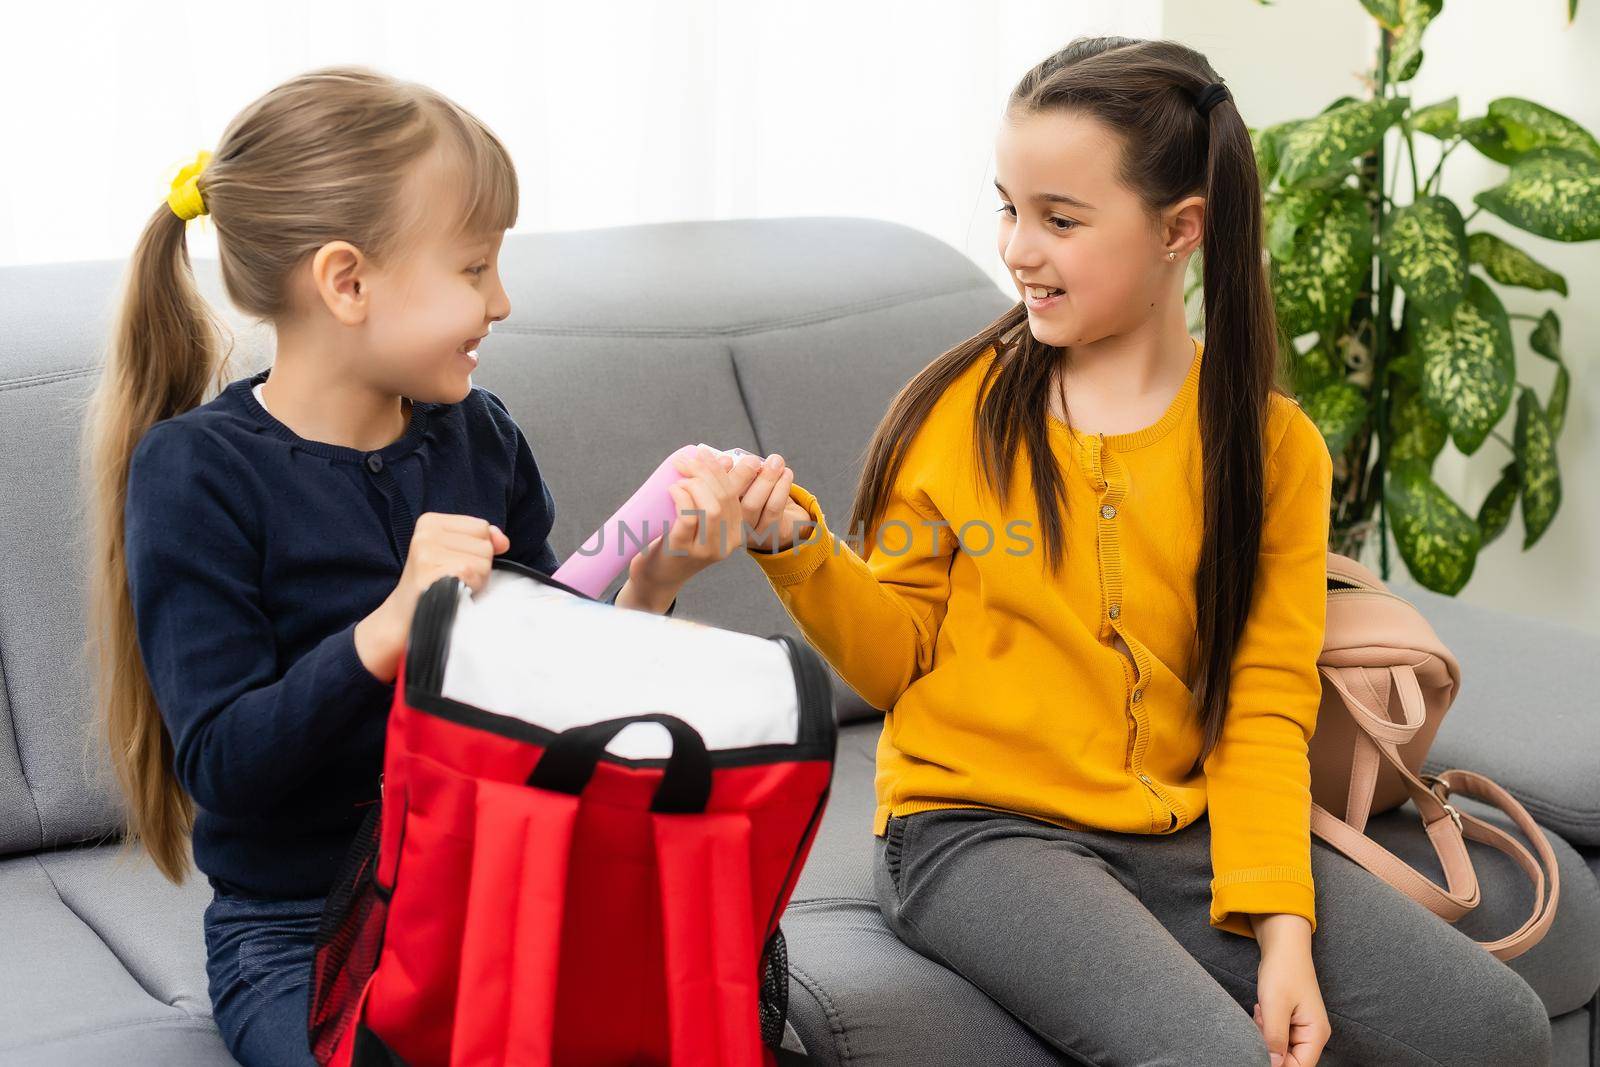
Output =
[{"x1": 552, "y1": 444, "x2": 754, "y2": 598}]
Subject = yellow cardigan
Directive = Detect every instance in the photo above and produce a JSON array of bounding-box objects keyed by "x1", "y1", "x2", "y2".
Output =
[{"x1": 746, "y1": 338, "x2": 1333, "y2": 939}]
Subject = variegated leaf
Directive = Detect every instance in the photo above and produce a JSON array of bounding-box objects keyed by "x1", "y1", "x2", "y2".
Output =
[
  {"x1": 1381, "y1": 196, "x2": 1468, "y2": 315},
  {"x1": 1416, "y1": 275, "x2": 1514, "y2": 454},
  {"x1": 1388, "y1": 0, "x2": 1442, "y2": 83},
  {"x1": 1252, "y1": 120, "x2": 1300, "y2": 187},
  {"x1": 1473, "y1": 148, "x2": 1600, "y2": 241},
  {"x1": 1303, "y1": 379, "x2": 1368, "y2": 454},
  {"x1": 1463, "y1": 98, "x2": 1600, "y2": 165},
  {"x1": 1301, "y1": 162, "x2": 1363, "y2": 192},
  {"x1": 1548, "y1": 365, "x2": 1569, "y2": 441},
  {"x1": 1411, "y1": 97, "x2": 1459, "y2": 139},
  {"x1": 1528, "y1": 311, "x2": 1570, "y2": 442},
  {"x1": 1276, "y1": 97, "x2": 1409, "y2": 187},
  {"x1": 1389, "y1": 355, "x2": 1422, "y2": 385},
  {"x1": 1488, "y1": 98, "x2": 1600, "y2": 162},
  {"x1": 1388, "y1": 378, "x2": 1449, "y2": 463},
  {"x1": 1360, "y1": 0, "x2": 1402, "y2": 28},
  {"x1": 1529, "y1": 309, "x2": 1562, "y2": 360},
  {"x1": 1461, "y1": 115, "x2": 1512, "y2": 162},
  {"x1": 1513, "y1": 387, "x2": 1560, "y2": 548},
  {"x1": 1467, "y1": 232, "x2": 1568, "y2": 295},
  {"x1": 1264, "y1": 185, "x2": 1329, "y2": 260},
  {"x1": 1388, "y1": 310, "x2": 1425, "y2": 393},
  {"x1": 1290, "y1": 339, "x2": 1342, "y2": 395},
  {"x1": 1270, "y1": 187, "x2": 1371, "y2": 337},
  {"x1": 1384, "y1": 458, "x2": 1480, "y2": 594},
  {"x1": 1476, "y1": 462, "x2": 1520, "y2": 547}
]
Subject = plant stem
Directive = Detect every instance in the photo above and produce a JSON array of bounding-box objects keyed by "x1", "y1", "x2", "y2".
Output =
[
  {"x1": 1508, "y1": 312, "x2": 1542, "y2": 322},
  {"x1": 1492, "y1": 429, "x2": 1516, "y2": 451},
  {"x1": 1424, "y1": 136, "x2": 1460, "y2": 196},
  {"x1": 1386, "y1": 116, "x2": 1404, "y2": 207},
  {"x1": 1464, "y1": 204, "x2": 1483, "y2": 224},
  {"x1": 1404, "y1": 123, "x2": 1422, "y2": 200},
  {"x1": 1373, "y1": 30, "x2": 1393, "y2": 579}
]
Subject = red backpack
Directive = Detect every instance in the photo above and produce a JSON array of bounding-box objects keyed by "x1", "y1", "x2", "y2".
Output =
[{"x1": 308, "y1": 560, "x2": 834, "y2": 1066}]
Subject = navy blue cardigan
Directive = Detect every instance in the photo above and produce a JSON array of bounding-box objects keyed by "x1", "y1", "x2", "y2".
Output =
[{"x1": 123, "y1": 368, "x2": 666, "y2": 898}]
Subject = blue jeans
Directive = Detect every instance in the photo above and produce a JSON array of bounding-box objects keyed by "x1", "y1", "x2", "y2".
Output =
[{"x1": 203, "y1": 886, "x2": 328, "y2": 1067}]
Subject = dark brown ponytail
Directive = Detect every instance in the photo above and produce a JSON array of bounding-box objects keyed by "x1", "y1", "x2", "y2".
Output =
[{"x1": 845, "y1": 38, "x2": 1288, "y2": 774}]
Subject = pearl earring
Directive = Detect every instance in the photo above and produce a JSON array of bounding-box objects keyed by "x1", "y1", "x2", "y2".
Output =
[{"x1": 1167, "y1": 251, "x2": 1177, "y2": 261}]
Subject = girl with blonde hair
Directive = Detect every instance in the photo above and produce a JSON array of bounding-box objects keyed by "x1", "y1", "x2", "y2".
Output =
[{"x1": 84, "y1": 65, "x2": 794, "y2": 1065}]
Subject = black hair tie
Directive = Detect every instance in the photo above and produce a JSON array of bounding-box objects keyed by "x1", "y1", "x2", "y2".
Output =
[{"x1": 1194, "y1": 82, "x2": 1231, "y2": 118}]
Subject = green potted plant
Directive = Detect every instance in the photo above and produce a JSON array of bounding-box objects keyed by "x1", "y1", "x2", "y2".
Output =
[{"x1": 1224, "y1": 0, "x2": 1594, "y2": 593}]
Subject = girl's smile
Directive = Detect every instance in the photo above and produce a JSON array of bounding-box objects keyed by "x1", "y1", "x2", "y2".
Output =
[{"x1": 1023, "y1": 284, "x2": 1065, "y2": 312}]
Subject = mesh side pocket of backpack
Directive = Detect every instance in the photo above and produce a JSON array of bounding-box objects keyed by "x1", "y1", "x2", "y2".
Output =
[
  {"x1": 758, "y1": 924, "x2": 792, "y2": 1050},
  {"x1": 309, "y1": 800, "x2": 390, "y2": 1065}
]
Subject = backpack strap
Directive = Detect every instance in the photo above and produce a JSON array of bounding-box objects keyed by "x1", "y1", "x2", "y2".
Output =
[
  {"x1": 1311, "y1": 663, "x2": 1561, "y2": 961},
  {"x1": 1421, "y1": 768, "x2": 1562, "y2": 960},
  {"x1": 450, "y1": 775, "x2": 579, "y2": 1065},
  {"x1": 654, "y1": 807, "x2": 766, "y2": 1066},
  {"x1": 449, "y1": 712, "x2": 712, "y2": 1064}
]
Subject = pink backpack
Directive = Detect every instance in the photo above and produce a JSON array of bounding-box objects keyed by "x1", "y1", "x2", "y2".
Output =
[{"x1": 1308, "y1": 551, "x2": 1560, "y2": 961}]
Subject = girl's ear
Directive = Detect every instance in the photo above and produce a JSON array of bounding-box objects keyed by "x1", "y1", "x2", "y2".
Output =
[
  {"x1": 309, "y1": 240, "x2": 371, "y2": 325},
  {"x1": 1162, "y1": 195, "x2": 1207, "y2": 258}
]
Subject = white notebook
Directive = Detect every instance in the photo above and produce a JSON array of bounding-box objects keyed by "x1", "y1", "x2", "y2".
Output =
[{"x1": 438, "y1": 568, "x2": 801, "y2": 759}]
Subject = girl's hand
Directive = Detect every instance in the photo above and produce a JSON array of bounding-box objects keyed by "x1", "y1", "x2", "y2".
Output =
[
  {"x1": 624, "y1": 445, "x2": 762, "y2": 601},
  {"x1": 736, "y1": 451, "x2": 815, "y2": 554},
  {"x1": 1252, "y1": 918, "x2": 1331, "y2": 1066},
  {"x1": 355, "y1": 512, "x2": 510, "y2": 682}
]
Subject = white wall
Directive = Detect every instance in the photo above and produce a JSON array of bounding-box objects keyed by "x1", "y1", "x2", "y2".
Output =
[
  {"x1": 1166, "y1": 0, "x2": 1599, "y2": 635},
  {"x1": 0, "y1": 0, "x2": 1156, "y2": 295}
]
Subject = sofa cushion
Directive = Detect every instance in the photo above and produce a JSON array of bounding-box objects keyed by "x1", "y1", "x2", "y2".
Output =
[
  {"x1": 0, "y1": 842, "x2": 232, "y2": 1065},
  {"x1": 1551, "y1": 1006, "x2": 1597, "y2": 1067},
  {"x1": 0, "y1": 366, "x2": 127, "y2": 854},
  {"x1": 1391, "y1": 579, "x2": 1600, "y2": 848},
  {"x1": 779, "y1": 722, "x2": 1600, "y2": 1064},
  {"x1": 0, "y1": 255, "x2": 282, "y2": 858}
]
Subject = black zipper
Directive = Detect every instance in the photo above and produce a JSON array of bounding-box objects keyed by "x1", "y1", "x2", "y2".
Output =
[
  {"x1": 759, "y1": 638, "x2": 837, "y2": 947},
  {"x1": 403, "y1": 575, "x2": 462, "y2": 695},
  {"x1": 404, "y1": 685, "x2": 837, "y2": 769},
  {"x1": 776, "y1": 633, "x2": 836, "y2": 750},
  {"x1": 762, "y1": 779, "x2": 832, "y2": 946}
]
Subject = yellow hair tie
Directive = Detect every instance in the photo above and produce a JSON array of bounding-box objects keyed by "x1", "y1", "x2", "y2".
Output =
[{"x1": 167, "y1": 150, "x2": 213, "y2": 221}]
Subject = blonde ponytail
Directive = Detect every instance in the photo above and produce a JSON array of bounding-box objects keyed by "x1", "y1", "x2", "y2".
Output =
[{"x1": 82, "y1": 65, "x2": 518, "y2": 883}]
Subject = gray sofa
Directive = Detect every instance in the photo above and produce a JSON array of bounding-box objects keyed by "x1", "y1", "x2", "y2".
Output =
[{"x1": 1, "y1": 217, "x2": 1597, "y2": 1065}]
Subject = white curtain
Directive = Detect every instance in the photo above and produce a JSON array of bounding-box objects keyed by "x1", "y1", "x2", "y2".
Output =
[{"x1": 1, "y1": 0, "x2": 1158, "y2": 294}]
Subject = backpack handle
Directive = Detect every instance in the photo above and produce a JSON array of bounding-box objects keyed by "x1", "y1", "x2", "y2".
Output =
[{"x1": 527, "y1": 712, "x2": 713, "y2": 813}]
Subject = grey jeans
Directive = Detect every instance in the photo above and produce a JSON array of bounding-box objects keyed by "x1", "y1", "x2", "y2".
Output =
[{"x1": 873, "y1": 806, "x2": 1550, "y2": 1067}]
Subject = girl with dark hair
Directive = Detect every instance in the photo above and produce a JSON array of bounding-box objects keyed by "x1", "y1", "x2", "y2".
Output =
[{"x1": 742, "y1": 37, "x2": 1550, "y2": 1067}]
